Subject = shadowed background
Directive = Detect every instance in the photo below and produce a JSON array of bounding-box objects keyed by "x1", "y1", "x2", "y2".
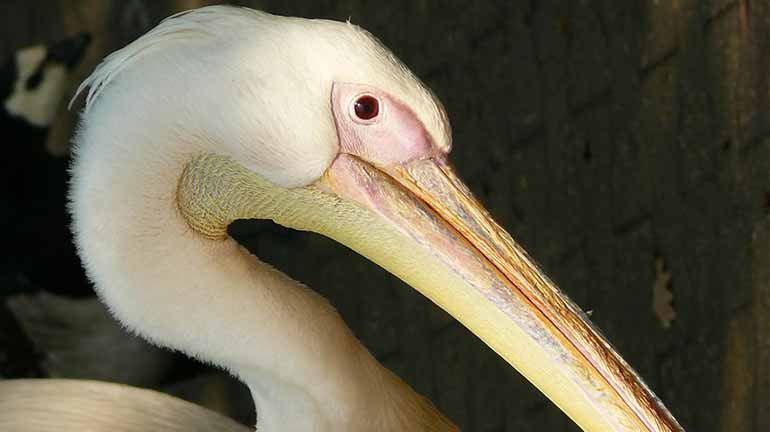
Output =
[{"x1": 1, "y1": 1, "x2": 769, "y2": 431}]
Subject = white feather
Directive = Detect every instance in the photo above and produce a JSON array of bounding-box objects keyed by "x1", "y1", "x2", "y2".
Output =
[{"x1": 63, "y1": 6, "x2": 455, "y2": 431}]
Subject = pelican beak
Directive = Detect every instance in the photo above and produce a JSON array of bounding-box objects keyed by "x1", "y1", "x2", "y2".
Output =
[{"x1": 315, "y1": 154, "x2": 682, "y2": 432}]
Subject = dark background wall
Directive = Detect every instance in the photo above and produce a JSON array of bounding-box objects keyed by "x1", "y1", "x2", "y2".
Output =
[{"x1": 1, "y1": 1, "x2": 769, "y2": 431}]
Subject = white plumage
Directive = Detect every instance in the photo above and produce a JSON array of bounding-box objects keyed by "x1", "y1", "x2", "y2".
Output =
[
  {"x1": 67, "y1": 6, "x2": 454, "y2": 431},
  {"x1": 0, "y1": 379, "x2": 249, "y2": 432}
]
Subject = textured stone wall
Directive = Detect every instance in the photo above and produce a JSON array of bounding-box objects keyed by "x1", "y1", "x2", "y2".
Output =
[{"x1": 2, "y1": 1, "x2": 769, "y2": 431}]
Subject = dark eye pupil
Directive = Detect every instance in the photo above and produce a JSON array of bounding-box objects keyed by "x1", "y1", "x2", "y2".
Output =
[{"x1": 354, "y1": 95, "x2": 379, "y2": 120}]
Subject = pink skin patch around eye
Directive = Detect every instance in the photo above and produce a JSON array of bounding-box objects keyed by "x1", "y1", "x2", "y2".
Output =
[{"x1": 331, "y1": 82, "x2": 444, "y2": 169}]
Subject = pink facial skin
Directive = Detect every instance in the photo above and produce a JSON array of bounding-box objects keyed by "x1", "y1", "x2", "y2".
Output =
[{"x1": 331, "y1": 82, "x2": 446, "y2": 168}]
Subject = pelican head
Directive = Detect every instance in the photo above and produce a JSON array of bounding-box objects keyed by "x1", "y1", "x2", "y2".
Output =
[{"x1": 70, "y1": 6, "x2": 681, "y2": 431}]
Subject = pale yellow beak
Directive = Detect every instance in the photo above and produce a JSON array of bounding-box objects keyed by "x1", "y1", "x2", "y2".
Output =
[
  {"x1": 177, "y1": 149, "x2": 682, "y2": 431},
  {"x1": 315, "y1": 154, "x2": 682, "y2": 432}
]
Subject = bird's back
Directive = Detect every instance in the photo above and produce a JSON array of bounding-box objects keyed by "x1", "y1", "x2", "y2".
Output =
[{"x1": 0, "y1": 379, "x2": 250, "y2": 432}]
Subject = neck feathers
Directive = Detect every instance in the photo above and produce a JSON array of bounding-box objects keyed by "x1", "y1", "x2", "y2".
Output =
[{"x1": 69, "y1": 123, "x2": 455, "y2": 429}]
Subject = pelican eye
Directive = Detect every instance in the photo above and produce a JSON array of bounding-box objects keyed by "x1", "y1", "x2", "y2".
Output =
[{"x1": 353, "y1": 95, "x2": 379, "y2": 120}]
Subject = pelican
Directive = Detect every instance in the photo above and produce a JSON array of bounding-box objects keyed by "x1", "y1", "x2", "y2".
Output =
[{"x1": 0, "y1": 6, "x2": 682, "y2": 432}]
